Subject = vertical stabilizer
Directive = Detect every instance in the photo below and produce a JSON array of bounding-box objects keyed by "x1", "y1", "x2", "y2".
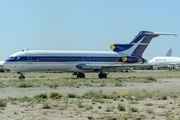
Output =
[
  {"x1": 111, "y1": 31, "x2": 177, "y2": 57},
  {"x1": 165, "y1": 49, "x2": 172, "y2": 56}
]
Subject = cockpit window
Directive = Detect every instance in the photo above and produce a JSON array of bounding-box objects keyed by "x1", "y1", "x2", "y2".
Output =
[
  {"x1": 10, "y1": 56, "x2": 20, "y2": 60},
  {"x1": 10, "y1": 56, "x2": 15, "y2": 59}
]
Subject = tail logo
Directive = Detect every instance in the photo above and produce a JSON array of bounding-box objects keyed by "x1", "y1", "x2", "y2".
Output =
[
  {"x1": 122, "y1": 56, "x2": 127, "y2": 62},
  {"x1": 110, "y1": 44, "x2": 115, "y2": 50}
]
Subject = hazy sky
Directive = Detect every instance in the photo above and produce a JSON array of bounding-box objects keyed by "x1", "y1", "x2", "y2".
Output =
[{"x1": 0, "y1": 0, "x2": 179, "y2": 60}]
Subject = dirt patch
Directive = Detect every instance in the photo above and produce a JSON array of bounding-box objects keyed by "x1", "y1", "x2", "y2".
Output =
[{"x1": 0, "y1": 71, "x2": 180, "y2": 119}]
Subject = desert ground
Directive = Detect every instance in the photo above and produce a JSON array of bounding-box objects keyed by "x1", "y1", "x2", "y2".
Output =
[{"x1": 0, "y1": 70, "x2": 180, "y2": 120}]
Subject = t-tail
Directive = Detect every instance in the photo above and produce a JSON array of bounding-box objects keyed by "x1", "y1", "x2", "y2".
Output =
[{"x1": 110, "y1": 31, "x2": 177, "y2": 57}]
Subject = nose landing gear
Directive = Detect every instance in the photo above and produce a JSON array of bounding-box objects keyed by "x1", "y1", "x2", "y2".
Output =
[{"x1": 17, "y1": 72, "x2": 25, "y2": 79}]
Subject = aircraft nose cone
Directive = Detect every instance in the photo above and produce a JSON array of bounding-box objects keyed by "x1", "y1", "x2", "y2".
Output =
[{"x1": 2, "y1": 61, "x2": 11, "y2": 69}]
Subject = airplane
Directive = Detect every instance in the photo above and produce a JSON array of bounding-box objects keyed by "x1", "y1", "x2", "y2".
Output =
[
  {"x1": 0, "y1": 61, "x2": 4, "y2": 67},
  {"x1": 3, "y1": 31, "x2": 177, "y2": 79},
  {"x1": 0, "y1": 61, "x2": 5, "y2": 72},
  {"x1": 133, "y1": 49, "x2": 173, "y2": 70},
  {"x1": 148, "y1": 49, "x2": 180, "y2": 71}
]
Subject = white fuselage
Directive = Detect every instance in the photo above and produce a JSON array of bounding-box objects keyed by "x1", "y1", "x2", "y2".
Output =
[
  {"x1": 3, "y1": 50, "x2": 132, "y2": 73},
  {"x1": 148, "y1": 56, "x2": 180, "y2": 67}
]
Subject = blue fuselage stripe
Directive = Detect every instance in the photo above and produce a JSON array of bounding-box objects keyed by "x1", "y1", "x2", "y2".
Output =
[{"x1": 5, "y1": 56, "x2": 139, "y2": 63}]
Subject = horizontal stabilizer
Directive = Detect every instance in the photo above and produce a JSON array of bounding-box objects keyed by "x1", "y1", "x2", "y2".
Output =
[{"x1": 144, "y1": 32, "x2": 177, "y2": 36}]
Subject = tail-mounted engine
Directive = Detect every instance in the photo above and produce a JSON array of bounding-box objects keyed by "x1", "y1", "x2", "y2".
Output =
[
  {"x1": 121, "y1": 55, "x2": 145, "y2": 64},
  {"x1": 110, "y1": 44, "x2": 133, "y2": 52}
]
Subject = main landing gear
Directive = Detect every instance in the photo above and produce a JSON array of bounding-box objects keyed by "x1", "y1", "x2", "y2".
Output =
[
  {"x1": 74, "y1": 72, "x2": 107, "y2": 79},
  {"x1": 98, "y1": 72, "x2": 107, "y2": 79},
  {"x1": 18, "y1": 72, "x2": 25, "y2": 79},
  {"x1": 77, "y1": 72, "x2": 85, "y2": 78}
]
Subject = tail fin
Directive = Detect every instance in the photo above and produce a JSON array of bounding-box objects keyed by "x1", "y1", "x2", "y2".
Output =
[
  {"x1": 165, "y1": 49, "x2": 172, "y2": 56},
  {"x1": 111, "y1": 31, "x2": 177, "y2": 57}
]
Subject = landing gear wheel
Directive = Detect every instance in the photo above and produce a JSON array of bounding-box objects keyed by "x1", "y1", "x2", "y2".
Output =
[
  {"x1": 98, "y1": 73, "x2": 107, "y2": 79},
  {"x1": 77, "y1": 73, "x2": 85, "y2": 78},
  {"x1": 19, "y1": 75, "x2": 25, "y2": 79}
]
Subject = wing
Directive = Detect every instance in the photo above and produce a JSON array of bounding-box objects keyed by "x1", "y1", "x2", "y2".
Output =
[{"x1": 76, "y1": 63, "x2": 152, "y2": 71}]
